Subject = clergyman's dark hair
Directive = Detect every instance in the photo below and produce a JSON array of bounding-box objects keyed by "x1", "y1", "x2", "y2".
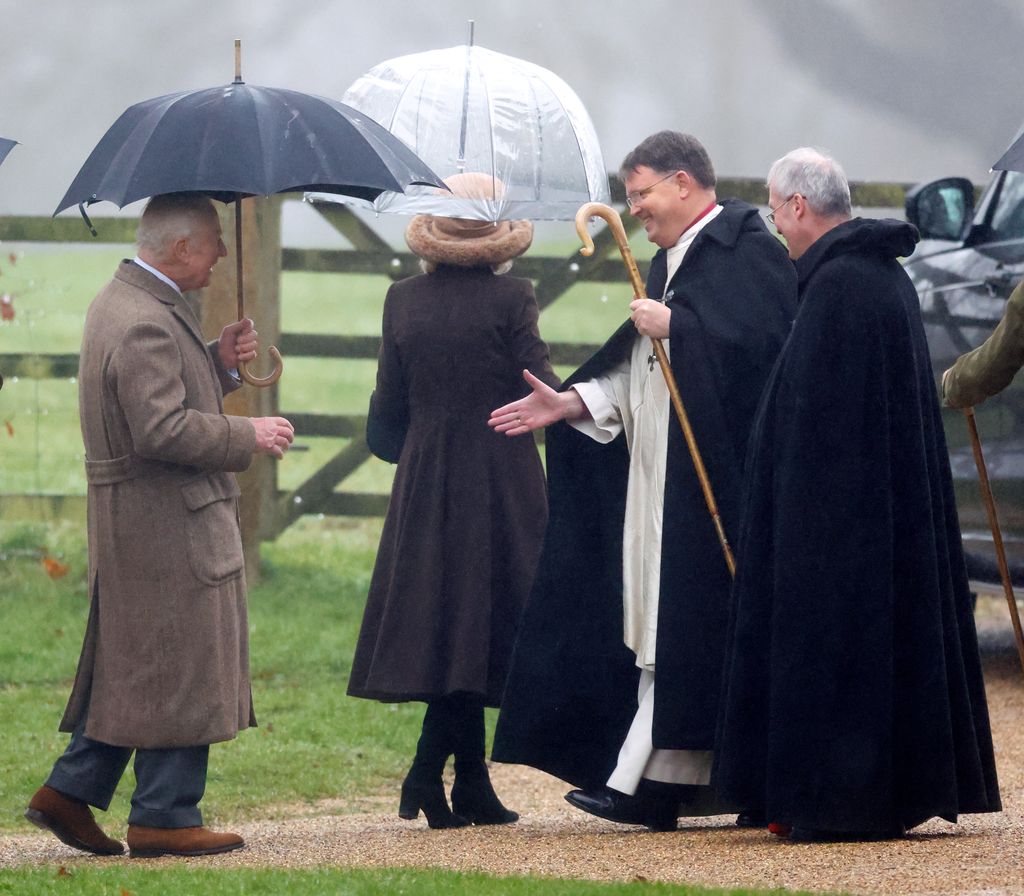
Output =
[{"x1": 619, "y1": 131, "x2": 716, "y2": 189}]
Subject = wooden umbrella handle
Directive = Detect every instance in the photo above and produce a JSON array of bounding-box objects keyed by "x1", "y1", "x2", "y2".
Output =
[
  {"x1": 964, "y1": 407, "x2": 1024, "y2": 675},
  {"x1": 234, "y1": 194, "x2": 284, "y2": 387},
  {"x1": 574, "y1": 202, "x2": 735, "y2": 577},
  {"x1": 240, "y1": 347, "x2": 283, "y2": 387}
]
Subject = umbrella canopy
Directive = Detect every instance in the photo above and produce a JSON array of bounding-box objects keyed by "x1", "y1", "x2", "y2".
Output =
[
  {"x1": 54, "y1": 48, "x2": 445, "y2": 387},
  {"x1": 309, "y1": 42, "x2": 609, "y2": 222},
  {"x1": 993, "y1": 126, "x2": 1024, "y2": 173},
  {"x1": 54, "y1": 82, "x2": 445, "y2": 217},
  {"x1": 0, "y1": 138, "x2": 16, "y2": 168}
]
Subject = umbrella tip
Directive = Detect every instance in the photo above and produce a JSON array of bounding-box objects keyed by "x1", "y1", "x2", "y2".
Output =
[
  {"x1": 233, "y1": 38, "x2": 243, "y2": 84},
  {"x1": 467, "y1": 19, "x2": 474, "y2": 46}
]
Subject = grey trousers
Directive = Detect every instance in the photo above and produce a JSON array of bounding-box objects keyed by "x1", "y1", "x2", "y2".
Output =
[{"x1": 46, "y1": 728, "x2": 209, "y2": 828}]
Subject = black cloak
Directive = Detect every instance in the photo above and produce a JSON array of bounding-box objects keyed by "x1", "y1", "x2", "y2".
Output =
[
  {"x1": 715, "y1": 218, "x2": 1001, "y2": 833},
  {"x1": 492, "y1": 200, "x2": 798, "y2": 789}
]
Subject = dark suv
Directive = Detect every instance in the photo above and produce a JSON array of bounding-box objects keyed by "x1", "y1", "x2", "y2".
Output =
[{"x1": 904, "y1": 170, "x2": 1024, "y2": 577}]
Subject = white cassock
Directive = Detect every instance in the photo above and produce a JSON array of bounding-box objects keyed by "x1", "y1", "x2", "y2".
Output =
[{"x1": 569, "y1": 206, "x2": 722, "y2": 795}]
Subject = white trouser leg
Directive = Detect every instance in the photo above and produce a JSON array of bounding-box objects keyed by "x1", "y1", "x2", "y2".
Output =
[{"x1": 605, "y1": 670, "x2": 713, "y2": 795}]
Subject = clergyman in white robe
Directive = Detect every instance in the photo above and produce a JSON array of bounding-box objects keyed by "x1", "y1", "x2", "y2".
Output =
[{"x1": 568, "y1": 206, "x2": 722, "y2": 796}]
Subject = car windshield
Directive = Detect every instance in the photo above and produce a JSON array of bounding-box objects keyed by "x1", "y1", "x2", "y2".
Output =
[{"x1": 989, "y1": 171, "x2": 1024, "y2": 242}]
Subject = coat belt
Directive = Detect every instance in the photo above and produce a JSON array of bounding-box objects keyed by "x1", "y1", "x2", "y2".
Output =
[{"x1": 84, "y1": 454, "x2": 180, "y2": 485}]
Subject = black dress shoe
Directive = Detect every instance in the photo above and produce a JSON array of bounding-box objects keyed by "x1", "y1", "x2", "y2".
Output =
[
  {"x1": 565, "y1": 787, "x2": 647, "y2": 826},
  {"x1": 735, "y1": 810, "x2": 767, "y2": 828},
  {"x1": 632, "y1": 779, "x2": 682, "y2": 832}
]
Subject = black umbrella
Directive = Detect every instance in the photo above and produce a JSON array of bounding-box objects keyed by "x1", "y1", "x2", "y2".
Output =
[
  {"x1": 55, "y1": 43, "x2": 446, "y2": 386},
  {"x1": 993, "y1": 128, "x2": 1024, "y2": 173},
  {"x1": 0, "y1": 138, "x2": 16, "y2": 168}
]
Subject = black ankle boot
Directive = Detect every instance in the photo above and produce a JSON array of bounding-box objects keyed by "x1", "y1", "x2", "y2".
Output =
[
  {"x1": 398, "y1": 773, "x2": 469, "y2": 829},
  {"x1": 399, "y1": 701, "x2": 469, "y2": 829},
  {"x1": 451, "y1": 760, "x2": 519, "y2": 825}
]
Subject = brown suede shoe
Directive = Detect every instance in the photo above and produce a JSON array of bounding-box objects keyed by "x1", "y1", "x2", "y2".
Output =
[
  {"x1": 126, "y1": 825, "x2": 245, "y2": 858},
  {"x1": 25, "y1": 785, "x2": 124, "y2": 856}
]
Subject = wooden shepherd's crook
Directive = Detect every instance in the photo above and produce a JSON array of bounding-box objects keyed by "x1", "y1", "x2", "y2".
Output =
[
  {"x1": 233, "y1": 39, "x2": 283, "y2": 388},
  {"x1": 575, "y1": 202, "x2": 735, "y2": 578},
  {"x1": 964, "y1": 407, "x2": 1024, "y2": 676}
]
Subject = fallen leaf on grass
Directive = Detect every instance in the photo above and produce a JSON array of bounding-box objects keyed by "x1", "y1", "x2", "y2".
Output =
[{"x1": 41, "y1": 556, "x2": 70, "y2": 578}]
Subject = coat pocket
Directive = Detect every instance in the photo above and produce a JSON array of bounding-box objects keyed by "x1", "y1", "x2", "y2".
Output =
[{"x1": 181, "y1": 474, "x2": 245, "y2": 586}]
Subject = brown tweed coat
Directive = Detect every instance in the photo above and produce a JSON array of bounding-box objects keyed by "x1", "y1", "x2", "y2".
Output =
[{"x1": 60, "y1": 260, "x2": 258, "y2": 748}]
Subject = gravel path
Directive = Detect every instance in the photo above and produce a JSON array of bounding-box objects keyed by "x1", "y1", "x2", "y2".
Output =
[{"x1": 3, "y1": 600, "x2": 1023, "y2": 895}]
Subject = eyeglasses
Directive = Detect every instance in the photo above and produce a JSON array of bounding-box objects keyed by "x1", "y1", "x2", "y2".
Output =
[
  {"x1": 767, "y1": 194, "x2": 796, "y2": 225},
  {"x1": 625, "y1": 171, "x2": 679, "y2": 209}
]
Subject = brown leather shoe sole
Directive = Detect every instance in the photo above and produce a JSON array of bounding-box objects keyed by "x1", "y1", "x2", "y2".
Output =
[
  {"x1": 25, "y1": 807, "x2": 124, "y2": 856},
  {"x1": 129, "y1": 839, "x2": 245, "y2": 859}
]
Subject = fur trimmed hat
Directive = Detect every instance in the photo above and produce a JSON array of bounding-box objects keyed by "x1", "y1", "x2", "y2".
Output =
[{"x1": 404, "y1": 173, "x2": 533, "y2": 268}]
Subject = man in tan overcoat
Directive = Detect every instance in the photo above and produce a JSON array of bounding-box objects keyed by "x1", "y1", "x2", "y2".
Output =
[
  {"x1": 25, "y1": 193, "x2": 294, "y2": 858},
  {"x1": 942, "y1": 277, "x2": 1024, "y2": 408}
]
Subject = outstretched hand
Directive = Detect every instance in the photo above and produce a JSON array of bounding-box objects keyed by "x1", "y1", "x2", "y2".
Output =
[{"x1": 488, "y1": 370, "x2": 586, "y2": 437}]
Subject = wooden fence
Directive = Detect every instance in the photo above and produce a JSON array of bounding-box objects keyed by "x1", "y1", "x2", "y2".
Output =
[{"x1": 0, "y1": 177, "x2": 913, "y2": 578}]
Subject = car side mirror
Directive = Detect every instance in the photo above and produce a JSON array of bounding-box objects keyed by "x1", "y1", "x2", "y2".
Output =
[{"x1": 905, "y1": 177, "x2": 974, "y2": 242}]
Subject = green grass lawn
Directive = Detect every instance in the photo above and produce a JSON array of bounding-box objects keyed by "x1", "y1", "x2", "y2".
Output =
[
  {"x1": 0, "y1": 866, "x2": 801, "y2": 896},
  {"x1": 0, "y1": 515, "x2": 411, "y2": 827}
]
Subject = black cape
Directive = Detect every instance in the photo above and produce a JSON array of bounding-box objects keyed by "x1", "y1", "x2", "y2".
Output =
[
  {"x1": 493, "y1": 200, "x2": 798, "y2": 789},
  {"x1": 715, "y1": 218, "x2": 1001, "y2": 833}
]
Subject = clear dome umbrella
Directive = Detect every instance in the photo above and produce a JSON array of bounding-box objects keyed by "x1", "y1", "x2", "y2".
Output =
[{"x1": 308, "y1": 33, "x2": 609, "y2": 222}]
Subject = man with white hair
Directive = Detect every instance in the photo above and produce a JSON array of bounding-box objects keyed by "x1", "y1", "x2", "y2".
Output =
[
  {"x1": 25, "y1": 192, "x2": 294, "y2": 858},
  {"x1": 715, "y1": 148, "x2": 1001, "y2": 841}
]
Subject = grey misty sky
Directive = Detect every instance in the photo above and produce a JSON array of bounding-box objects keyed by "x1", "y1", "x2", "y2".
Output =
[{"x1": 0, "y1": 0, "x2": 1020, "y2": 215}]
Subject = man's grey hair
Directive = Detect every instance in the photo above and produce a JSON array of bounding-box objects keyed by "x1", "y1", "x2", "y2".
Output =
[
  {"x1": 136, "y1": 192, "x2": 218, "y2": 260},
  {"x1": 767, "y1": 148, "x2": 851, "y2": 218}
]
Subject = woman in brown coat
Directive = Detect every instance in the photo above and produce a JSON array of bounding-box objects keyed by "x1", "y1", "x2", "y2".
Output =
[{"x1": 348, "y1": 174, "x2": 559, "y2": 828}]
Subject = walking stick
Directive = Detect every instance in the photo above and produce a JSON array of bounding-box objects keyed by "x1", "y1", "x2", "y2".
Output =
[
  {"x1": 575, "y1": 202, "x2": 735, "y2": 578},
  {"x1": 963, "y1": 407, "x2": 1024, "y2": 675}
]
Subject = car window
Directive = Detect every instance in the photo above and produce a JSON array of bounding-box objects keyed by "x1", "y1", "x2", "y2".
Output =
[
  {"x1": 917, "y1": 183, "x2": 969, "y2": 240},
  {"x1": 989, "y1": 171, "x2": 1024, "y2": 242}
]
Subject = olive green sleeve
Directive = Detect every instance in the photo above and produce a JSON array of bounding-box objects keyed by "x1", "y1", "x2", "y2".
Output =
[{"x1": 943, "y1": 279, "x2": 1024, "y2": 408}]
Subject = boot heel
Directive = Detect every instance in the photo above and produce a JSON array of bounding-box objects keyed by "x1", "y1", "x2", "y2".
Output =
[
  {"x1": 398, "y1": 780, "x2": 469, "y2": 829},
  {"x1": 398, "y1": 781, "x2": 420, "y2": 820}
]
